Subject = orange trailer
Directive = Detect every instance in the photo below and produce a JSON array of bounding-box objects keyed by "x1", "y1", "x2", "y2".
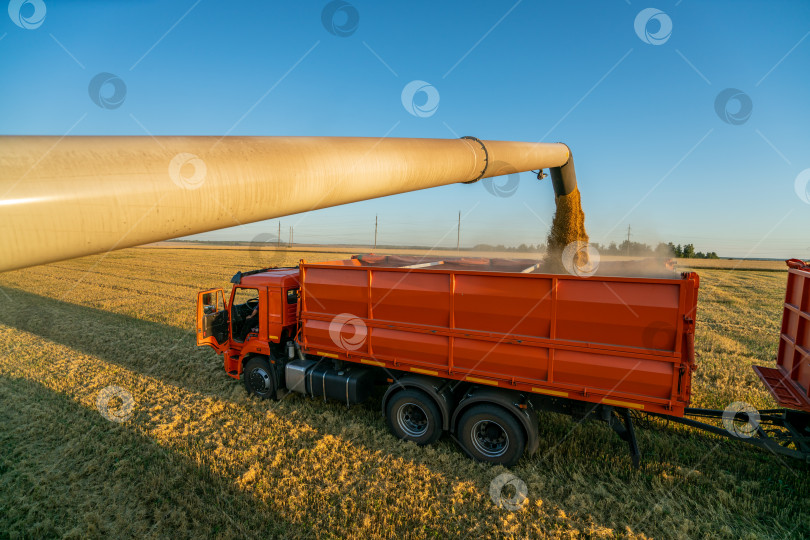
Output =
[
  {"x1": 299, "y1": 256, "x2": 698, "y2": 418},
  {"x1": 754, "y1": 259, "x2": 810, "y2": 412},
  {"x1": 197, "y1": 256, "x2": 810, "y2": 466}
]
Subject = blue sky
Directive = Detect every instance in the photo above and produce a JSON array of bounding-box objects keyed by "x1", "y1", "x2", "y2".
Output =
[{"x1": 2, "y1": 0, "x2": 809, "y2": 257}]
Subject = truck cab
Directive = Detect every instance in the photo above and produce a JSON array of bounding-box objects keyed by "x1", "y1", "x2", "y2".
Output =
[{"x1": 196, "y1": 268, "x2": 300, "y2": 378}]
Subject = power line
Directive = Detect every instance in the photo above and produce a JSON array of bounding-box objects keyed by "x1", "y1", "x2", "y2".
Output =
[
  {"x1": 626, "y1": 225, "x2": 631, "y2": 256},
  {"x1": 457, "y1": 211, "x2": 461, "y2": 252}
]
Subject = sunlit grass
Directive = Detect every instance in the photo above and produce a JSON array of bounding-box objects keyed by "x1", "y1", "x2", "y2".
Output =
[{"x1": 0, "y1": 247, "x2": 806, "y2": 538}]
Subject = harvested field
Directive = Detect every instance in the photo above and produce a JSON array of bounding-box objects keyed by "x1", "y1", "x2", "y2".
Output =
[
  {"x1": 676, "y1": 259, "x2": 789, "y2": 271},
  {"x1": 0, "y1": 247, "x2": 807, "y2": 539}
]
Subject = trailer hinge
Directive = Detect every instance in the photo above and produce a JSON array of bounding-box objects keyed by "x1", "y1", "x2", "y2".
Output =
[{"x1": 683, "y1": 316, "x2": 695, "y2": 331}]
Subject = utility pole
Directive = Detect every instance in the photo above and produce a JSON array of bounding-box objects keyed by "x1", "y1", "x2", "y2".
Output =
[
  {"x1": 374, "y1": 215, "x2": 378, "y2": 250},
  {"x1": 289, "y1": 226, "x2": 292, "y2": 248},
  {"x1": 626, "y1": 225, "x2": 631, "y2": 257},
  {"x1": 457, "y1": 211, "x2": 461, "y2": 252},
  {"x1": 277, "y1": 222, "x2": 281, "y2": 249}
]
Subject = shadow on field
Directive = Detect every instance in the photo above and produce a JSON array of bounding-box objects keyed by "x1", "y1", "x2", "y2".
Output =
[
  {"x1": 0, "y1": 285, "x2": 228, "y2": 397},
  {"x1": 0, "y1": 374, "x2": 308, "y2": 538}
]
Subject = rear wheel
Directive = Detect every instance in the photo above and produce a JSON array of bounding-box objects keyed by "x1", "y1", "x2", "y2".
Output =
[
  {"x1": 243, "y1": 357, "x2": 276, "y2": 400},
  {"x1": 386, "y1": 389, "x2": 443, "y2": 445},
  {"x1": 457, "y1": 404, "x2": 525, "y2": 467}
]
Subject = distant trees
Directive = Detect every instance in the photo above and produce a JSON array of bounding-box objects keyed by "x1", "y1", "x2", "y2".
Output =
[
  {"x1": 473, "y1": 241, "x2": 719, "y2": 258},
  {"x1": 682, "y1": 243, "x2": 695, "y2": 258},
  {"x1": 667, "y1": 242, "x2": 719, "y2": 259},
  {"x1": 667, "y1": 242, "x2": 720, "y2": 259},
  {"x1": 587, "y1": 241, "x2": 719, "y2": 259}
]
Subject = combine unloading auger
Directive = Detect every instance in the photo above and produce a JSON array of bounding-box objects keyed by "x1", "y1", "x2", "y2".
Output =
[
  {"x1": 4, "y1": 134, "x2": 810, "y2": 466},
  {"x1": 0, "y1": 136, "x2": 578, "y2": 272}
]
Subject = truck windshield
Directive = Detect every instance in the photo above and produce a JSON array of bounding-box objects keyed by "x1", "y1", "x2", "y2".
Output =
[{"x1": 232, "y1": 287, "x2": 258, "y2": 308}]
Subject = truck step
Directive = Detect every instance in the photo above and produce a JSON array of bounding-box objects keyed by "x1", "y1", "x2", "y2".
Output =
[{"x1": 753, "y1": 365, "x2": 810, "y2": 412}]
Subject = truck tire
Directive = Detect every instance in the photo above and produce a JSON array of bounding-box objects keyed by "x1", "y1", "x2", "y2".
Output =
[
  {"x1": 457, "y1": 404, "x2": 525, "y2": 467},
  {"x1": 243, "y1": 357, "x2": 276, "y2": 400},
  {"x1": 386, "y1": 389, "x2": 443, "y2": 446}
]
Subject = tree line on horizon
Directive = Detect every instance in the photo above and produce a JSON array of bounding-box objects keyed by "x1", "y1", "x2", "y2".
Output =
[
  {"x1": 176, "y1": 238, "x2": 719, "y2": 259},
  {"x1": 471, "y1": 241, "x2": 719, "y2": 259}
]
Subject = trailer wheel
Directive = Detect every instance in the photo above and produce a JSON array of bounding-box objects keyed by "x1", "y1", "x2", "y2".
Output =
[
  {"x1": 457, "y1": 404, "x2": 525, "y2": 467},
  {"x1": 386, "y1": 389, "x2": 442, "y2": 445},
  {"x1": 243, "y1": 357, "x2": 275, "y2": 400}
]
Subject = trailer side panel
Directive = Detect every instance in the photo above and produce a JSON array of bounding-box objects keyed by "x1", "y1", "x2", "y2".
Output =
[{"x1": 300, "y1": 262, "x2": 699, "y2": 416}]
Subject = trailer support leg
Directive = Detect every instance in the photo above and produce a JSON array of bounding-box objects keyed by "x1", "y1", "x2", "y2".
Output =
[
  {"x1": 602, "y1": 407, "x2": 640, "y2": 467},
  {"x1": 622, "y1": 408, "x2": 641, "y2": 468}
]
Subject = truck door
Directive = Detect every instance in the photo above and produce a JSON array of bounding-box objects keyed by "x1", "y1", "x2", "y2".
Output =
[{"x1": 197, "y1": 289, "x2": 228, "y2": 350}]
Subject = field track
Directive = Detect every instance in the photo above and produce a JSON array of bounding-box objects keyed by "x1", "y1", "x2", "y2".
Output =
[{"x1": 0, "y1": 248, "x2": 807, "y2": 539}]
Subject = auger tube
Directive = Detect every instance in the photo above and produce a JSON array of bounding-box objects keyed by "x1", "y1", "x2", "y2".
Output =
[{"x1": 0, "y1": 136, "x2": 577, "y2": 272}]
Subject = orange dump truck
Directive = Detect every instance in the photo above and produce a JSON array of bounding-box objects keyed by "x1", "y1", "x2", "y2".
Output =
[{"x1": 197, "y1": 256, "x2": 810, "y2": 466}]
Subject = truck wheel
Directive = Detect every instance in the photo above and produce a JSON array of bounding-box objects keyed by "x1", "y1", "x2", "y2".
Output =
[
  {"x1": 457, "y1": 404, "x2": 525, "y2": 467},
  {"x1": 243, "y1": 357, "x2": 275, "y2": 400},
  {"x1": 386, "y1": 389, "x2": 442, "y2": 445}
]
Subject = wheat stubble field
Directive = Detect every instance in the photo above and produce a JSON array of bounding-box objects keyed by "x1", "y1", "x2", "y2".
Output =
[{"x1": 0, "y1": 247, "x2": 807, "y2": 539}]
